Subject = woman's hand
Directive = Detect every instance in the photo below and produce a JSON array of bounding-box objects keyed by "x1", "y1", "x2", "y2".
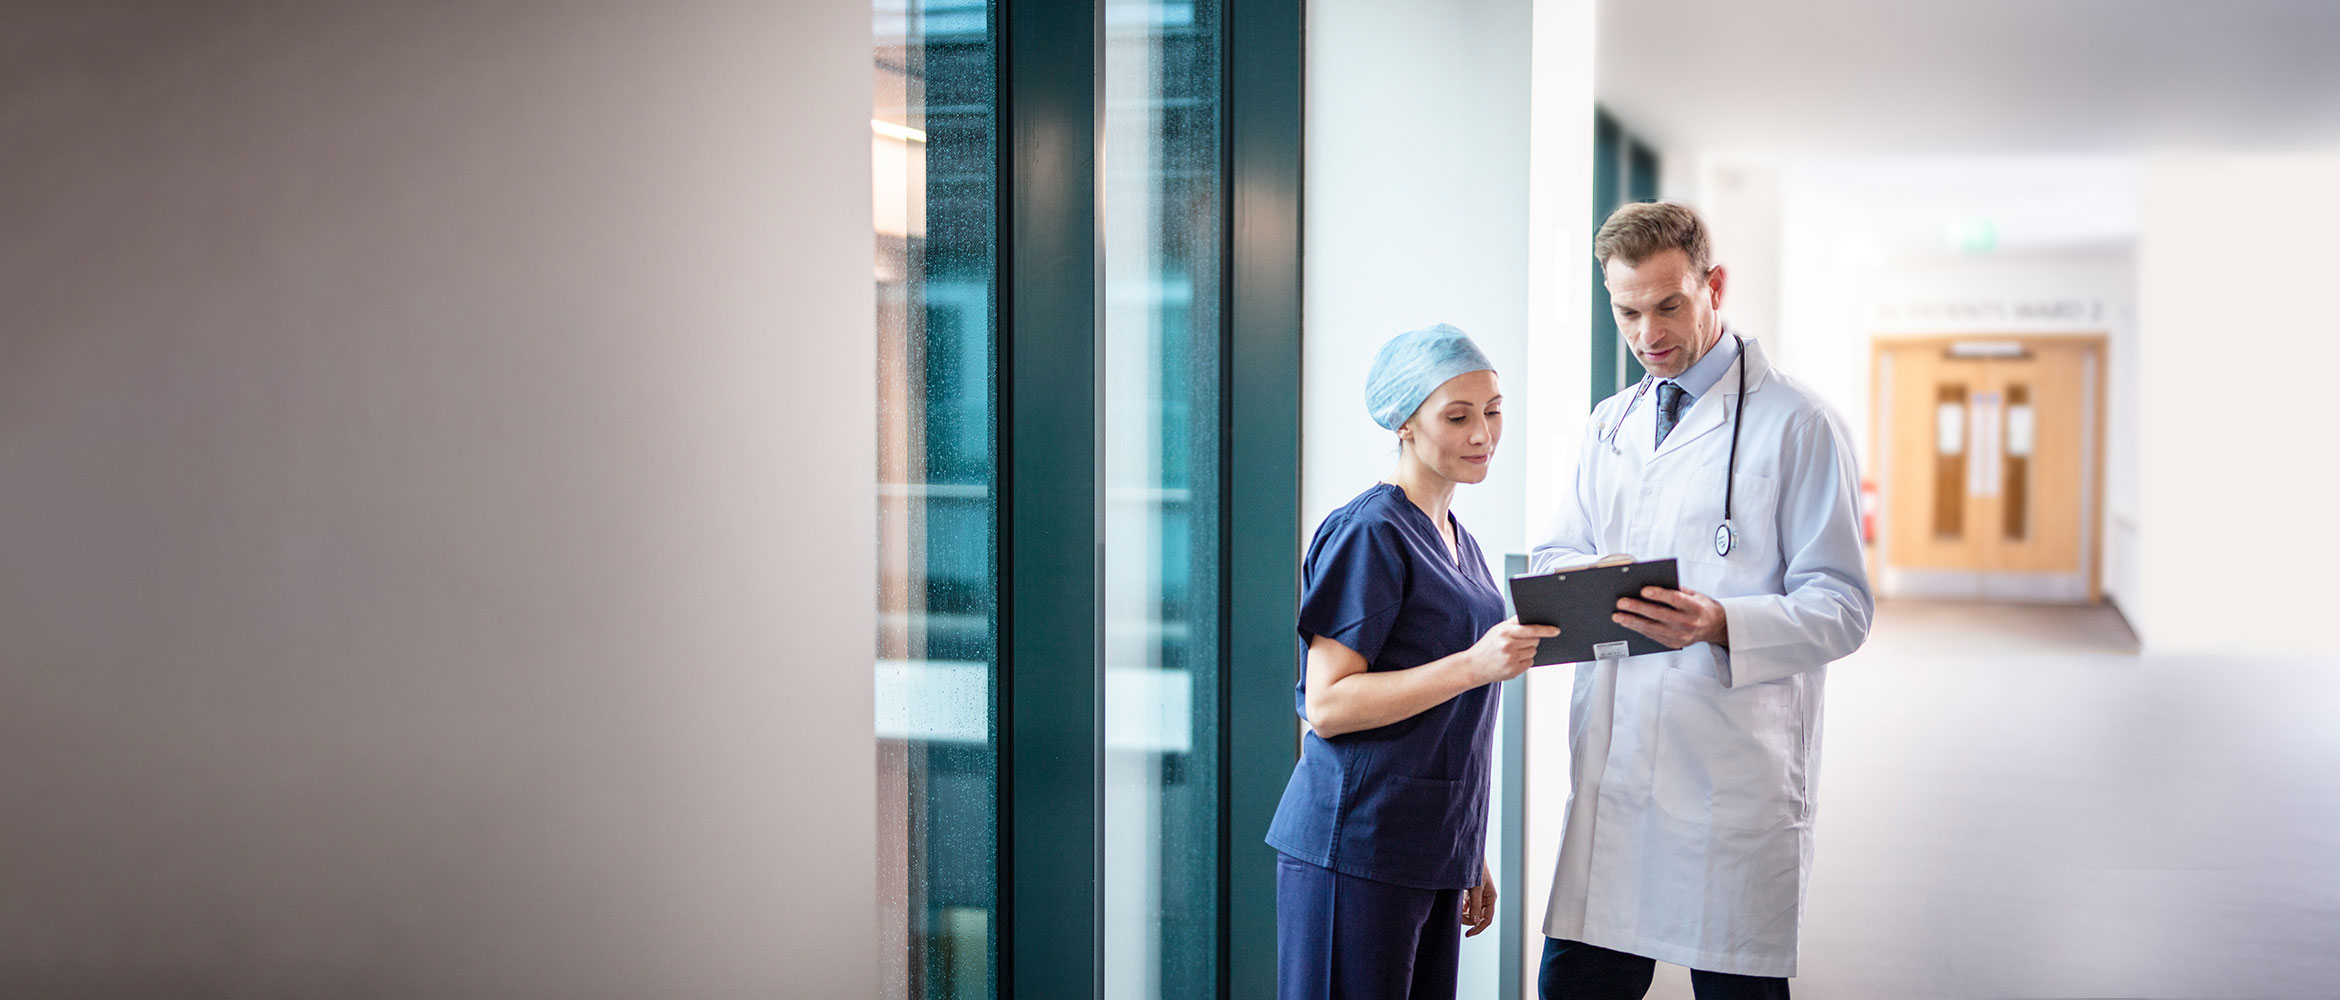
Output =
[
  {"x1": 1463, "y1": 617, "x2": 1559, "y2": 686},
  {"x1": 1462, "y1": 858, "x2": 1496, "y2": 937},
  {"x1": 1303, "y1": 617, "x2": 1556, "y2": 739}
]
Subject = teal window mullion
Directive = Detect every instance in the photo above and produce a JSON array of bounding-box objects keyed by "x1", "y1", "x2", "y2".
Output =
[{"x1": 999, "y1": 0, "x2": 1103, "y2": 995}]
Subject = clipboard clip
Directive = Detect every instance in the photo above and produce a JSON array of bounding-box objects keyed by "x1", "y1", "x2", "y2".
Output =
[{"x1": 1555, "y1": 553, "x2": 1636, "y2": 573}]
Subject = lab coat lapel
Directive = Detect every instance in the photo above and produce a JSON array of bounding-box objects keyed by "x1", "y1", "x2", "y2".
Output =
[
  {"x1": 1652, "y1": 334, "x2": 1775, "y2": 461},
  {"x1": 1651, "y1": 383, "x2": 1729, "y2": 459}
]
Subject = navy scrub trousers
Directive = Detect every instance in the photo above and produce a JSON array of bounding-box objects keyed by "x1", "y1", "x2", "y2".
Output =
[
  {"x1": 1277, "y1": 854, "x2": 1465, "y2": 1000},
  {"x1": 1265, "y1": 483, "x2": 1511, "y2": 1000}
]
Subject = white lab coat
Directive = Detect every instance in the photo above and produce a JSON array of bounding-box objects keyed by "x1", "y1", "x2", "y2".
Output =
[{"x1": 1533, "y1": 333, "x2": 1872, "y2": 978}]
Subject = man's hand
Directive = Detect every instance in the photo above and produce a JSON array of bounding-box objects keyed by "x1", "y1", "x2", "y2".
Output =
[
  {"x1": 1461, "y1": 859, "x2": 1495, "y2": 937},
  {"x1": 1614, "y1": 586, "x2": 1728, "y2": 649}
]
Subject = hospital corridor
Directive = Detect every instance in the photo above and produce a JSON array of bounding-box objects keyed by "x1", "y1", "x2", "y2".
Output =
[{"x1": 1725, "y1": 600, "x2": 2340, "y2": 998}]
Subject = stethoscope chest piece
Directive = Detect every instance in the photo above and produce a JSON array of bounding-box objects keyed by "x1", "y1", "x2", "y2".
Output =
[{"x1": 1714, "y1": 520, "x2": 1737, "y2": 558}]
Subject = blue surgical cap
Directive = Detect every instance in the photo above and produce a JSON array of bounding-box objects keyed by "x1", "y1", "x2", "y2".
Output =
[{"x1": 1364, "y1": 323, "x2": 1495, "y2": 431}]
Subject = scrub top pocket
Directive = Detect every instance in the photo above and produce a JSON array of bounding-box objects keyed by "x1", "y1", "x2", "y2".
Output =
[{"x1": 1344, "y1": 772, "x2": 1475, "y2": 872}]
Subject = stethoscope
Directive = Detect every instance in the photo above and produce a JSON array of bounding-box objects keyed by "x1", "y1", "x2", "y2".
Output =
[{"x1": 1598, "y1": 334, "x2": 1748, "y2": 558}]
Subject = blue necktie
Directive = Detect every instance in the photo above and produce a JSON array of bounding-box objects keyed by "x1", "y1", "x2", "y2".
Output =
[{"x1": 1655, "y1": 381, "x2": 1689, "y2": 446}]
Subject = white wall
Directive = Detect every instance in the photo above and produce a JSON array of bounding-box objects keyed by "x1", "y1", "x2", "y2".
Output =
[
  {"x1": 1688, "y1": 155, "x2": 1785, "y2": 362},
  {"x1": 1307, "y1": 0, "x2": 1533, "y2": 562},
  {"x1": 1308, "y1": 0, "x2": 1595, "y2": 993},
  {"x1": 0, "y1": 5, "x2": 876, "y2": 996},
  {"x1": 2134, "y1": 151, "x2": 2340, "y2": 655}
]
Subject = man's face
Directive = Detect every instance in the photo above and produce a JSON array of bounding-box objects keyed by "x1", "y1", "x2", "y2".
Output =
[{"x1": 1602, "y1": 248, "x2": 1726, "y2": 379}]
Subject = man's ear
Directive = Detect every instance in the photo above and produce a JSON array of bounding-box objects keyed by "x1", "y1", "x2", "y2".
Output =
[{"x1": 1705, "y1": 263, "x2": 1729, "y2": 311}]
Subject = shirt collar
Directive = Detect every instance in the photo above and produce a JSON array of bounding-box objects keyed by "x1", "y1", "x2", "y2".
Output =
[{"x1": 1661, "y1": 322, "x2": 1740, "y2": 400}]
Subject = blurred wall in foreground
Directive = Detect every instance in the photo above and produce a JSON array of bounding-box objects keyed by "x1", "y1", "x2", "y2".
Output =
[{"x1": 0, "y1": 3, "x2": 876, "y2": 996}]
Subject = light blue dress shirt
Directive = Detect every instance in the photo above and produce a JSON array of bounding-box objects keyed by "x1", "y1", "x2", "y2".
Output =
[{"x1": 1658, "y1": 324, "x2": 1742, "y2": 404}]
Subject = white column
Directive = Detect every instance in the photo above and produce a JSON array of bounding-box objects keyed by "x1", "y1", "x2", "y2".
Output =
[
  {"x1": 1523, "y1": 2, "x2": 1597, "y2": 992},
  {"x1": 1308, "y1": 0, "x2": 1594, "y2": 994}
]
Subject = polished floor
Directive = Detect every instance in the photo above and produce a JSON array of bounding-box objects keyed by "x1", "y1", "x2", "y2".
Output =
[{"x1": 1641, "y1": 600, "x2": 2340, "y2": 1000}]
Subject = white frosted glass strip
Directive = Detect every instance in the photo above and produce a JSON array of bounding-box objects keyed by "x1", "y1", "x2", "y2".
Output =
[
  {"x1": 874, "y1": 659, "x2": 989, "y2": 745},
  {"x1": 1104, "y1": 666, "x2": 1193, "y2": 753},
  {"x1": 2007, "y1": 404, "x2": 2036, "y2": 458}
]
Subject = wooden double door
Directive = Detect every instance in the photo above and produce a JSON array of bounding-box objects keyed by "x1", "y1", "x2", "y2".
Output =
[{"x1": 1872, "y1": 336, "x2": 2105, "y2": 603}]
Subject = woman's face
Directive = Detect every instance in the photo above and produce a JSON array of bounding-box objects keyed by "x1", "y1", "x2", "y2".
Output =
[{"x1": 1398, "y1": 370, "x2": 1502, "y2": 485}]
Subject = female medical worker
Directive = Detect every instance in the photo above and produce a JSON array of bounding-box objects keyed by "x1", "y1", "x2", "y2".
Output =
[{"x1": 1265, "y1": 324, "x2": 1558, "y2": 1000}]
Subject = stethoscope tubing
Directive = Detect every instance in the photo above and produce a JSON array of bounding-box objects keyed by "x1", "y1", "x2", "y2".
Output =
[{"x1": 1599, "y1": 334, "x2": 1748, "y2": 557}]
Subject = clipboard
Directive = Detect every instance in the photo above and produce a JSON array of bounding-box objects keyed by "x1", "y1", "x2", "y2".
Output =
[{"x1": 1506, "y1": 557, "x2": 1681, "y2": 665}]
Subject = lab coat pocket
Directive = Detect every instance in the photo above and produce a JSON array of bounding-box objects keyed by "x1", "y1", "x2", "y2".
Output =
[
  {"x1": 1676, "y1": 472, "x2": 1779, "y2": 572},
  {"x1": 1652, "y1": 667, "x2": 1797, "y2": 832}
]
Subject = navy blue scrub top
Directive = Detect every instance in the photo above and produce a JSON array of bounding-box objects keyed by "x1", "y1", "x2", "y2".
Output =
[{"x1": 1264, "y1": 483, "x2": 1510, "y2": 890}]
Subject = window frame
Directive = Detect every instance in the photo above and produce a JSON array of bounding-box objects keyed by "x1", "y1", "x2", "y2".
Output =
[{"x1": 986, "y1": 0, "x2": 1304, "y2": 997}]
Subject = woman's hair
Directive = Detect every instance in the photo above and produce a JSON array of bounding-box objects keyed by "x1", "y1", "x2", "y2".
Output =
[{"x1": 1364, "y1": 324, "x2": 1493, "y2": 431}]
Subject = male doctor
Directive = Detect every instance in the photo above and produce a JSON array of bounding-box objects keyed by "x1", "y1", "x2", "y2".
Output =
[{"x1": 1532, "y1": 201, "x2": 1872, "y2": 998}]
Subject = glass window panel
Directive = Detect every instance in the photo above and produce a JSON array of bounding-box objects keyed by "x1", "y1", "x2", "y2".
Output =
[
  {"x1": 1102, "y1": 0, "x2": 1221, "y2": 997},
  {"x1": 2005, "y1": 402, "x2": 2036, "y2": 458},
  {"x1": 877, "y1": 2, "x2": 998, "y2": 998},
  {"x1": 2004, "y1": 385, "x2": 2031, "y2": 540},
  {"x1": 1935, "y1": 401, "x2": 1966, "y2": 456},
  {"x1": 1933, "y1": 385, "x2": 1967, "y2": 538}
]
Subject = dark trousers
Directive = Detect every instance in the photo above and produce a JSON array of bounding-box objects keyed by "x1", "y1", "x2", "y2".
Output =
[
  {"x1": 1275, "y1": 853, "x2": 1465, "y2": 1000},
  {"x1": 1539, "y1": 937, "x2": 1791, "y2": 1000}
]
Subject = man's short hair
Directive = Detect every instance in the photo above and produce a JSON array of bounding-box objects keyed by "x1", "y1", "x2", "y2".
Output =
[{"x1": 1593, "y1": 200, "x2": 1712, "y2": 274}]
